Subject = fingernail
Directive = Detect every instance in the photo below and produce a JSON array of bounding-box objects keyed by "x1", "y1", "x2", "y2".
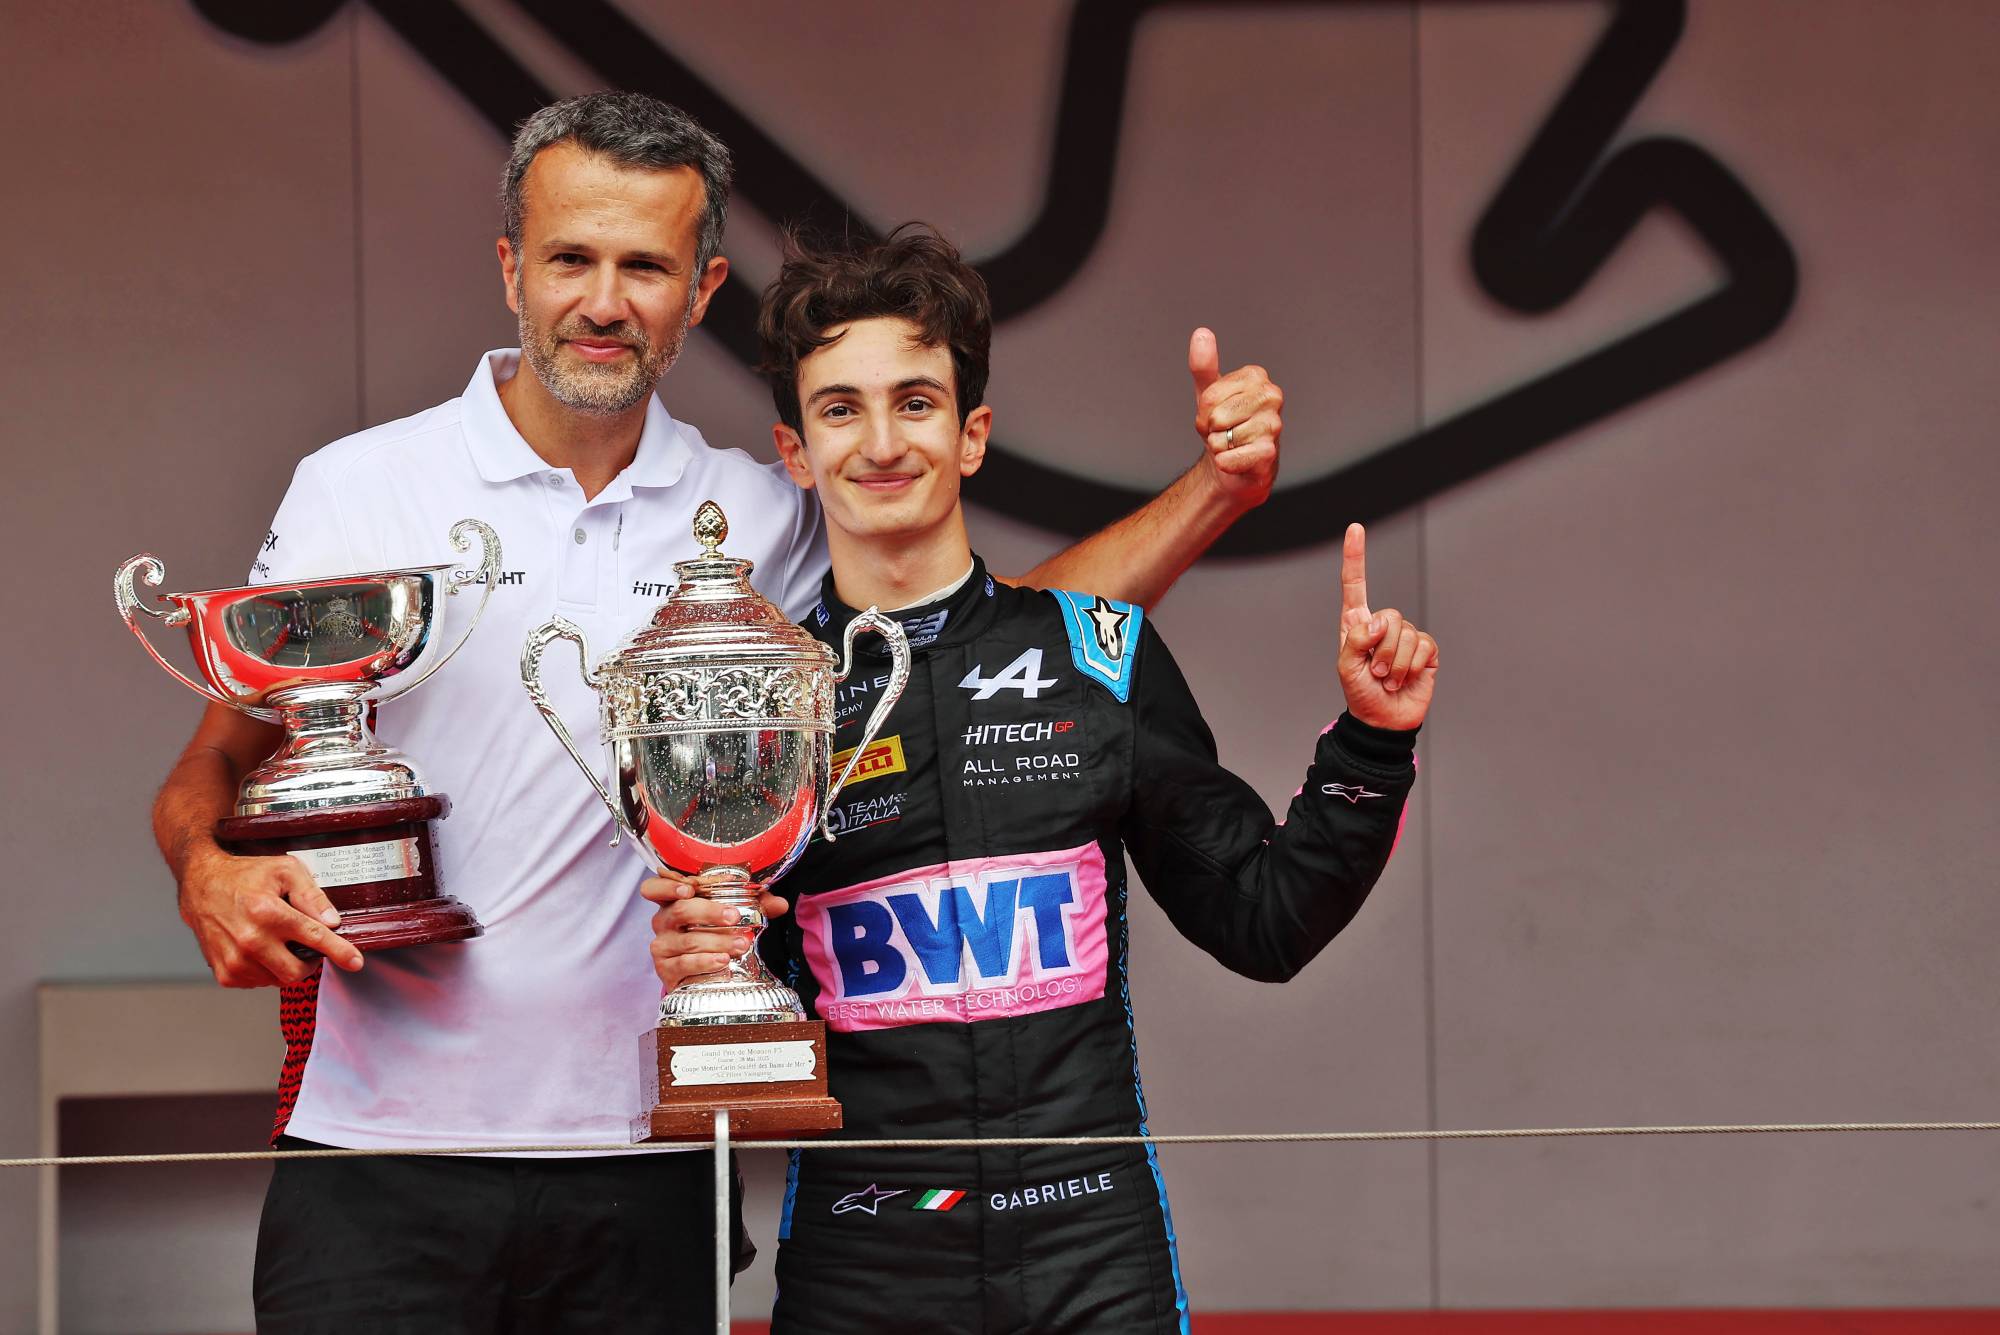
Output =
[
  {"x1": 1385, "y1": 680, "x2": 1400, "y2": 692},
  {"x1": 321, "y1": 910, "x2": 341, "y2": 927},
  {"x1": 1373, "y1": 661, "x2": 1389, "y2": 677}
]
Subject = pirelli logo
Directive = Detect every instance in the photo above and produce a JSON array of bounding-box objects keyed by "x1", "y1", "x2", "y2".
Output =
[{"x1": 831, "y1": 735, "x2": 906, "y2": 787}]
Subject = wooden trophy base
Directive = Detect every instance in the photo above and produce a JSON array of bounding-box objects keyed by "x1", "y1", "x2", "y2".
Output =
[
  {"x1": 215, "y1": 795, "x2": 483, "y2": 953},
  {"x1": 633, "y1": 1019, "x2": 843, "y2": 1143}
]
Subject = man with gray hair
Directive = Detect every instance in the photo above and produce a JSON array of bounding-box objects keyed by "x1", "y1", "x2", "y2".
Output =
[{"x1": 152, "y1": 91, "x2": 1283, "y2": 1333}]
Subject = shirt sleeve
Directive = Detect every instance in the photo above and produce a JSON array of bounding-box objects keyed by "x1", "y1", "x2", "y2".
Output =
[
  {"x1": 1120, "y1": 623, "x2": 1418, "y2": 984},
  {"x1": 246, "y1": 453, "x2": 361, "y2": 586}
]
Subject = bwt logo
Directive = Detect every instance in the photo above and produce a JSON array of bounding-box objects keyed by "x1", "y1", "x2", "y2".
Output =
[{"x1": 799, "y1": 846, "x2": 1111, "y2": 1033}]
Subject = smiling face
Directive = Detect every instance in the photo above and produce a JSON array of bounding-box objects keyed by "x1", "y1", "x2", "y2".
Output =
[
  {"x1": 774, "y1": 316, "x2": 990, "y2": 547},
  {"x1": 498, "y1": 143, "x2": 729, "y2": 416}
]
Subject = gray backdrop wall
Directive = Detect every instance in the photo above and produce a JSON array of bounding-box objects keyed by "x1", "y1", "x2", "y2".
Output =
[{"x1": 3, "y1": 1, "x2": 1997, "y2": 1331}]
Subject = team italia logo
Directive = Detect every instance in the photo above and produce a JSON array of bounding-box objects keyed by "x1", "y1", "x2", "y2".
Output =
[{"x1": 830, "y1": 735, "x2": 907, "y2": 787}]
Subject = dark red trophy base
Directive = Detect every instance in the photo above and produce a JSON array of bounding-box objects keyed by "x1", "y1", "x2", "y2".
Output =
[
  {"x1": 633, "y1": 1019, "x2": 843, "y2": 1143},
  {"x1": 215, "y1": 795, "x2": 483, "y2": 953}
]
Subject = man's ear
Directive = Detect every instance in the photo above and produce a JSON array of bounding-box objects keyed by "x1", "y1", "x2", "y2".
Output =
[
  {"x1": 958, "y1": 404, "x2": 993, "y2": 478},
  {"x1": 497, "y1": 237, "x2": 521, "y2": 315},
  {"x1": 773, "y1": 424, "x2": 814, "y2": 489},
  {"x1": 686, "y1": 256, "x2": 731, "y2": 329}
]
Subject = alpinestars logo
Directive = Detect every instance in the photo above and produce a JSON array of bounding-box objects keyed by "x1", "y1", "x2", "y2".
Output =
[
  {"x1": 1321, "y1": 782, "x2": 1386, "y2": 803},
  {"x1": 959, "y1": 647, "x2": 1058, "y2": 700},
  {"x1": 1082, "y1": 596, "x2": 1130, "y2": 660},
  {"x1": 831, "y1": 1184, "x2": 906, "y2": 1216}
]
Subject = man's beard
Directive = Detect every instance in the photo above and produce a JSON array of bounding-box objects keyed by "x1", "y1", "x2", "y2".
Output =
[{"x1": 516, "y1": 285, "x2": 696, "y2": 416}]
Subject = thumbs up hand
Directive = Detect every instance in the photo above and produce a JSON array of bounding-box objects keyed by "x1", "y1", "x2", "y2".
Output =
[{"x1": 1188, "y1": 327, "x2": 1281, "y2": 510}]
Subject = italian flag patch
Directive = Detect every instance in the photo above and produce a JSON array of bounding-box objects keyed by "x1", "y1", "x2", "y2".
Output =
[{"x1": 911, "y1": 1189, "x2": 966, "y2": 1212}]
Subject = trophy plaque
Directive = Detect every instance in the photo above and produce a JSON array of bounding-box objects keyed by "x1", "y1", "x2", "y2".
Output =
[
  {"x1": 522, "y1": 500, "x2": 910, "y2": 1142},
  {"x1": 116, "y1": 519, "x2": 502, "y2": 953}
]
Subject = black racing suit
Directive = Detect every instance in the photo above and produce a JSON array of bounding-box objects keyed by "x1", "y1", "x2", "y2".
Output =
[{"x1": 761, "y1": 558, "x2": 1418, "y2": 1335}]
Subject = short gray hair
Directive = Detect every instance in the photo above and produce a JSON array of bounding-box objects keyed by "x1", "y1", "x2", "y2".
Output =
[{"x1": 501, "y1": 92, "x2": 734, "y2": 269}]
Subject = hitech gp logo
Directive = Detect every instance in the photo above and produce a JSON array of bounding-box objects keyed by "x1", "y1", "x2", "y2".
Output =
[
  {"x1": 962, "y1": 720, "x2": 1075, "y2": 746},
  {"x1": 959, "y1": 718, "x2": 1083, "y2": 787},
  {"x1": 797, "y1": 844, "x2": 1110, "y2": 1033}
]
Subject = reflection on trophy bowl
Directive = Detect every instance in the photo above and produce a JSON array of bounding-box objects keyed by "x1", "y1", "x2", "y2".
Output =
[
  {"x1": 177, "y1": 569, "x2": 443, "y2": 707},
  {"x1": 177, "y1": 569, "x2": 451, "y2": 812},
  {"x1": 615, "y1": 716, "x2": 833, "y2": 1027},
  {"x1": 117, "y1": 519, "x2": 502, "y2": 954},
  {"x1": 619, "y1": 725, "x2": 825, "y2": 892}
]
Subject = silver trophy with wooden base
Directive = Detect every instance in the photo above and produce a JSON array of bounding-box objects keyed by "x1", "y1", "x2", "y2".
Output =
[
  {"x1": 116, "y1": 520, "x2": 502, "y2": 952},
  {"x1": 521, "y1": 500, "x2": 909, "y2": 1142}
]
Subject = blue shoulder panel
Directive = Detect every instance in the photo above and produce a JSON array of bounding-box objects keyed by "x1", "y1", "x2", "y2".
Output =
[{"x1": 1050, "y1": 590, "x2": 1143, "y2": 703}]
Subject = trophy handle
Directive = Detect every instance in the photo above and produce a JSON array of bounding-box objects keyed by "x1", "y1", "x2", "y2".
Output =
[
  {"x1": 821, "y1": 607, "x2": 912, "y2": 842},
  {"x1": 521, "y1": 615, "x2": 629, "y2": 848},
  {"x1": 376, "y1": 518, "x2": 503, "y2": 703},
  {"x1": 114, "y1": 554, "x2": 282, "y2": 722}
]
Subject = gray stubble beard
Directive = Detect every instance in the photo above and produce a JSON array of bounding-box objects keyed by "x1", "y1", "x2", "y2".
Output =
[{"x1": 515, "y1": 280, "x2": 698, "y2": 416}]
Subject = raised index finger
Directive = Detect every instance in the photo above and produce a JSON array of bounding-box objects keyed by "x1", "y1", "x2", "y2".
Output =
[{"x1": 1340, "y1": 522, "x2": 1370, "y2": 618}]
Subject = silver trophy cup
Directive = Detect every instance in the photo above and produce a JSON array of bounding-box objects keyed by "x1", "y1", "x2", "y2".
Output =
[
  {"x1": 522, "y1": 500, "x2": 910, "y2": 1026},
  {"x1": 116, "y1": 519, "x2": 503, "y2": 951}
]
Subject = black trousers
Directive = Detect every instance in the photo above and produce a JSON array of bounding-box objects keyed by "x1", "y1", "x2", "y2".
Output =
[{"x1": 254, "y1": 1137, "x2": 749, "y2": 1335}]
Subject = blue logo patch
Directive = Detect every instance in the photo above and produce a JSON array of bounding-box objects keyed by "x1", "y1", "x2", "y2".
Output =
[{"x1": 1050, "y1": 591, "x2": 1142, "y2": 703}]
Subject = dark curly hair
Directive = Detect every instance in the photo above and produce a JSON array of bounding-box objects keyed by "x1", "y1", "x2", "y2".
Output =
[{"x1": 757, "y1": 222, "x2": 991, "y2": 433}]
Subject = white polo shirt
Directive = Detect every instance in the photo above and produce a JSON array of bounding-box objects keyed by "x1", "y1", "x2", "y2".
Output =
[{"x1": 248, "y1": 349, "x2": 827, "y2": 1151}]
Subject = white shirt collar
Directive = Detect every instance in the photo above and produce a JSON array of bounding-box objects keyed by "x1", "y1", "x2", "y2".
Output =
[{"x1": 460, "y1": 349, "x2": 693, "y2": 497}]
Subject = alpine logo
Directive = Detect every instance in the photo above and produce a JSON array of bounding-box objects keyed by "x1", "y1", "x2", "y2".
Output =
[
  {"x1": 798, "y1": 843, "x2": 1110, "y2": 1033},
  {"x1": 1321, "y1": 782, "x2": 1386, "y2": 803},
  {"x1": 959, "y1": 647, "x2": 1059, "y2": 700}
]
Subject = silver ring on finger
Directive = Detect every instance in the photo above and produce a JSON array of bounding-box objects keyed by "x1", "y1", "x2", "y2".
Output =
[{"x1": 1223, "y1": 426, "x2": 1235, "y2": 446}]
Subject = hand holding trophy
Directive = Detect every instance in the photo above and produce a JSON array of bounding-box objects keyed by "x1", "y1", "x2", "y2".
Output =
[
  {"x1": 116, "y1": 519, "x2": 502, "y2": 953},
  {"x1": 522, "y1": 500, "x2": 910, "y2": 1142}
]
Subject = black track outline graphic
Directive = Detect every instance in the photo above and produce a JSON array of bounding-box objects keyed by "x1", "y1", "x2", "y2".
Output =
[{"x1": 193, "y1": 0, "x2": 1797, "y2": 556}]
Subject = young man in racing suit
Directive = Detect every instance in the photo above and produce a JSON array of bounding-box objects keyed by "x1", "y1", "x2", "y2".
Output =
[{"x1": 646, "y1": 225, "x2": 1439, "y2": 1333}]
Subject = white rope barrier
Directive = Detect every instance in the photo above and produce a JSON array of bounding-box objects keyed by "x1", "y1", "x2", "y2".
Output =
[{"x1": 6, "y1": 1119, "x2": 1998, "y2": 1169}]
